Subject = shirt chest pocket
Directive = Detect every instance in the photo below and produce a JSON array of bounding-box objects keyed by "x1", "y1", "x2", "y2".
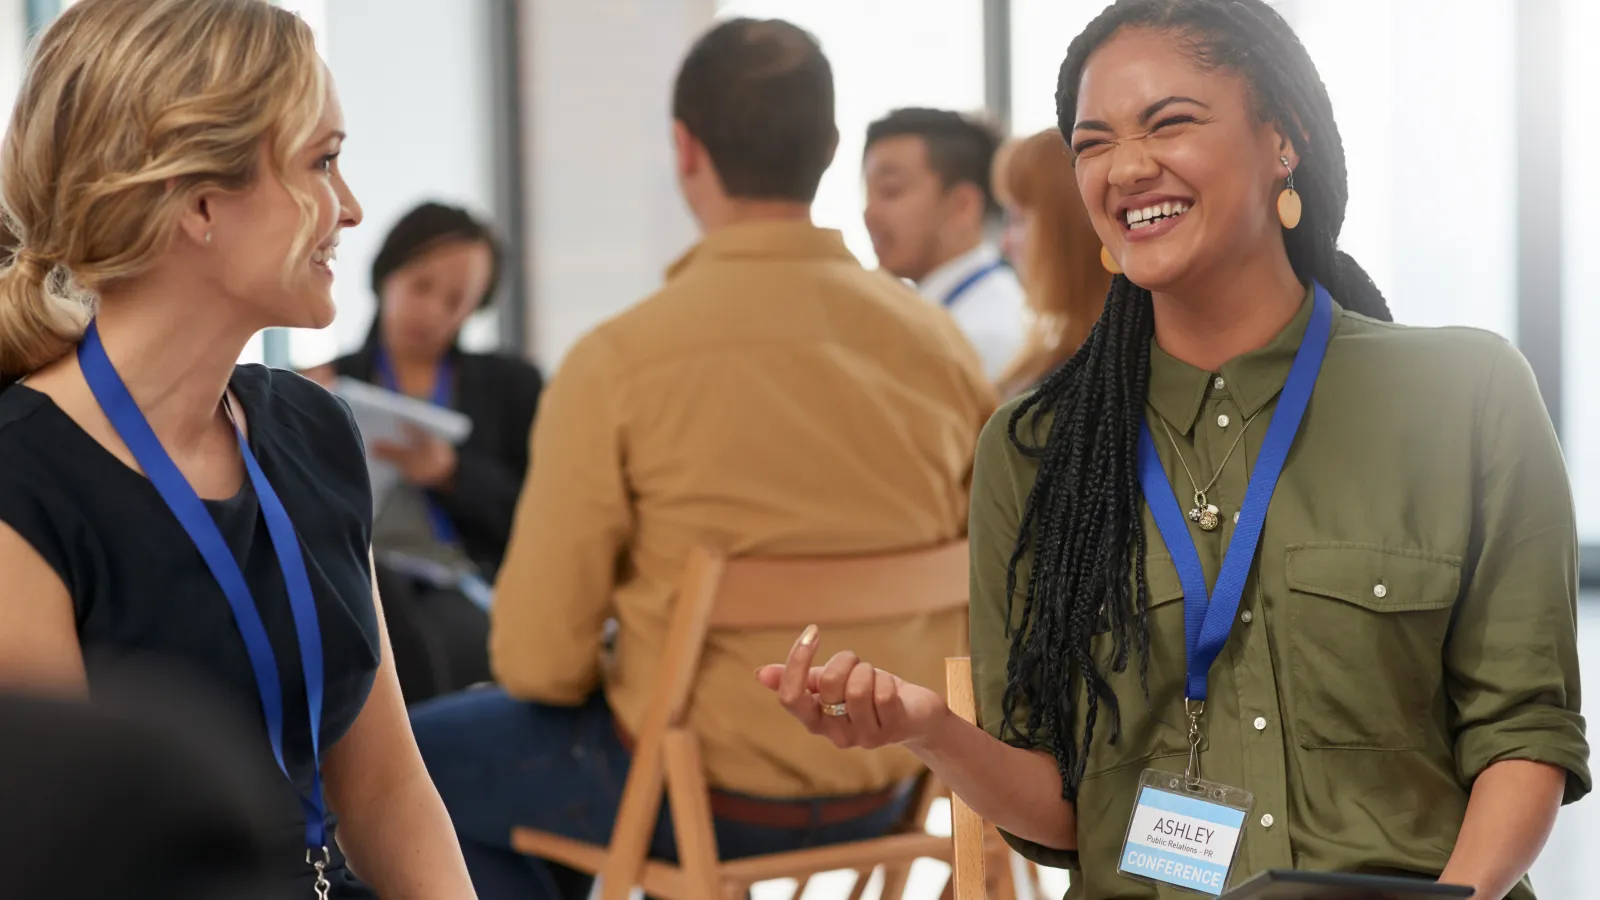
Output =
[
  {"x1": 1285, "y1": 543, "x2": 1462, "y2": 751},
  {"x1": 1083, "y1": 557, "x2": 1192, "y2": 778}
]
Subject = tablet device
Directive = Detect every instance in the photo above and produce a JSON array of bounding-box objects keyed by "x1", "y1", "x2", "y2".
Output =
[
  {"x1": 332, "y1": 376, "x2": 473, "y2": 501},
  {"x1": 1221, "y1": 870, "x2": 1474, "y2": 899}
]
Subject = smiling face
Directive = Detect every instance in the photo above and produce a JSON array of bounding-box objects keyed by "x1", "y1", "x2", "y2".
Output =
[
  {"x1": 1069, "y1": 27, "x2": 1297, "y2": 295},
  {"x1": 204, "y1": 80, "x2": 363, "y2": 330}
]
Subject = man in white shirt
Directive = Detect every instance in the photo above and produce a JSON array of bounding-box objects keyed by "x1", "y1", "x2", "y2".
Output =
[{"x1": 863, "y1": 108, "x2": 1026, "y2": 381}]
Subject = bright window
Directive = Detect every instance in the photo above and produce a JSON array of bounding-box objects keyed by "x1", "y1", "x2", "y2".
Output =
[
  {"x1": 714, "y1": 0, "x2": 986, "y2": 266},
  {"x1": 1563, "y1": 0, "x2": 1600, "y2": 542},
  {"x1": 1294, "y1": 0, "x2": 1517, "y2": 336},
  {"x1": 1009, "y1": 0, "x2": 1102, "y2": 136}
]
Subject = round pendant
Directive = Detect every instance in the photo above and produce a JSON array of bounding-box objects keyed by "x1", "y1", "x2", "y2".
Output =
[
  {"x1": 1187, "y1": 506, "x2": 1203, "y2": 523},
  {"x1": 1197, "y1": 506, "x2": 1221, "y2": 531}
]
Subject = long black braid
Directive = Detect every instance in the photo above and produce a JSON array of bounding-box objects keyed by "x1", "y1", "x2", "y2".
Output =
[{"x1": 998, "y1": 0, "x2": 1395, "y2": 800}]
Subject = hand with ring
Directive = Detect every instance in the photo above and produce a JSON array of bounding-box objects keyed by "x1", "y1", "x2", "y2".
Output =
[{"x1": 756, "y1": 624, "x2": 947, "y2": 751}]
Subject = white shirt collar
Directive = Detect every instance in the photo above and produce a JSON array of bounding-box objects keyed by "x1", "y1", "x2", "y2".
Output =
[{"x1": 916, "y1": 243, "x2": 1005, "y2": 306}]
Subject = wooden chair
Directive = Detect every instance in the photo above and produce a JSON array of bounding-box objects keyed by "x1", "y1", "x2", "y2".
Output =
[
  {"x1": 512, "y1": 542, "x2": 970, "y2": 900},
  {"x1": 944, "y1": 657, "x2": 1053, "y2": 900}
]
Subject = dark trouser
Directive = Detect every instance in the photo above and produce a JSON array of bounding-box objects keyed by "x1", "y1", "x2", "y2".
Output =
[
  {"x1": 376, "y1": 566, "x2": 491, "y2": 704},
  {"x1": 410, "y1": 688, "x2": 909, "y2": 900}
]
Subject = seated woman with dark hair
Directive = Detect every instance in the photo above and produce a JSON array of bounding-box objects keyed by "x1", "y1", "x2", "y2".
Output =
[{"x1": 308, "y1": 202, "x2": 543, "y2": 704}]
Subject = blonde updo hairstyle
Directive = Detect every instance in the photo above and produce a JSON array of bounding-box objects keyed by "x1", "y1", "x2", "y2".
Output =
[{"x1": 0, "y1": 0, "x2": 326, "y2": 381}]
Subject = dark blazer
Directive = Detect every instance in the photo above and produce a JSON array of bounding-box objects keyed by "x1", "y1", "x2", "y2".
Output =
[{"x1": 332, "y1": 343, "x2": 543, "y2": 576}]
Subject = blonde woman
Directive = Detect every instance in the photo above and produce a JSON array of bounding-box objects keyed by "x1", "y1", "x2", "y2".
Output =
[
  {"x1": 993, "y1": 128, "x2": 1112, "y2": 397},
  {"x1": 0, "y1": 1, "x2": 475, "y2": 897}
]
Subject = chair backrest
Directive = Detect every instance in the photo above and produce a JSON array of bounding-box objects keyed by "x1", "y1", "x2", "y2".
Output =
[
  {"x1": 946, "y1": 656, "x2": 986, "y2": 900},
  {"x1": 708, "y1": 540, "x2": 970, "y2": 630},
  {"x1": 650, "y1": 542, "x2": 969, "y2": 729}
]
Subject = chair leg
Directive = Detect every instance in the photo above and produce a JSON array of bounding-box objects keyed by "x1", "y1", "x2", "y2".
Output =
[
  {"x1": 1025, "y1": 861, "x2": 1047, "y2": 900},
  {"x1": 663, "y1": 730, "x2": 722, "y2": 900},
  {"x1": 879, "y1": 863, "x2": 913, "y2": 900},
  {"x1": 979, "y1": 826, "x2": 1017, "y2": 896},
  {"x1": 599, "y1": 737, "x2": 669, "y2": 900},
  {"x1": 844, "y1": 869, "x2": 872, "y2": 900}
]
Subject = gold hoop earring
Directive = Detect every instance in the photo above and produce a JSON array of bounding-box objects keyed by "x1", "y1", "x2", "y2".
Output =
[
  {"x1": 1100, "y1": 245, "x2": 1122, "y2": 275},
  {"x1": 1277, "y1": 155, "x2": 1302, "y2": 230}
]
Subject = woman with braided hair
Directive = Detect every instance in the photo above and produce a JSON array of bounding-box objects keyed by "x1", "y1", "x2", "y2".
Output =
[{"x1": 760, "y1": 1, "x2": 1587, "y2": 897}]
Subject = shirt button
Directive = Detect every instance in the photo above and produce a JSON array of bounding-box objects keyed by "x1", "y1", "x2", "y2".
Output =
[
  {"x1": 1217, "y1": 414, "x2": 1231, "y2": 427},
  {"x1": 1234, "y1": 510, "x2": 1241, "y2": 524},
  {"x1": 1253, "y1": 716, "x2": 1267, "y2": 731},
  {"x1": 1214, "y1": 376, "x2": 1226, "y2": 390},
  {"x1": 1373, "y1": 583, "x2": 1388, "y2": 599},
  {"x1": 1241, "y1": 610, "x2": 1253, "y2": 624},
  {"x1": 1261, "y1": 814, "x2": 1275, "y2": 828}
]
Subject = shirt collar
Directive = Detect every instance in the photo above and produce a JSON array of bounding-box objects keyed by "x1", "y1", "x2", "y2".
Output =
[
  {"x1": 916, "y1": 242, "x2": 1002, "y2": 304},
  {"x1": 1147, "y1": 282, "x2": 1325, "y2": 434},
  {"x1": 665, "y1": 220, "x2": 856, "y2": 281}
]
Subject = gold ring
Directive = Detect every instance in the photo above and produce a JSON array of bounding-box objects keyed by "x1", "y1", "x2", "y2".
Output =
[{"x1": 820, "y1": 702, "x2": 849, "y2": 717}]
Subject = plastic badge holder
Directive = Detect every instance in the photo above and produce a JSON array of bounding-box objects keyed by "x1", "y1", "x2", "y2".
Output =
[{"x1": 1119, "y1": 769, "x2": 1255, "y2": 897}]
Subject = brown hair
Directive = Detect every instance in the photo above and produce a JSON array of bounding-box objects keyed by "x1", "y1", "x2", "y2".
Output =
[
  {"x1": 673, "y1": 18, "x2": 836, "y2": 203},
  {"x1": 0, "y1": 0, "x2": 326, "y2": 380},
  {"x1": 992, "y1": 128, "x2": 1111, "y2": 397}
]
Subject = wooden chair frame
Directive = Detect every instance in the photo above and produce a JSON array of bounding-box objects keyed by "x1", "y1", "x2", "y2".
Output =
[
  {"x1": 512, "y1": 543, "x2": 971, "y2": 900},
  {"x1": 944, "y1": 657, "x2": 1053, "y2": 900}
]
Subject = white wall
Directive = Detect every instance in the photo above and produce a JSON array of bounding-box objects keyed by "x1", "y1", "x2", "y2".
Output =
[
  {"x1": 0, "y1": 1, "x2": 24, "y2": 125},
  {"x1": 521, "y1": 0, "x2": 715, "y2": 369},
  {"x1": 285, "y1": 0, "x2": 502, "y2": 367}
]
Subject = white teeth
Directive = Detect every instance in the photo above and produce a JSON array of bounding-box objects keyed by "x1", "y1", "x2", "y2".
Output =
[
  {"x1": 1124, "y1": 202, "x2": 1191, "y2": 227},
  {"x1": 312, "y1": 247, "x2": 337, "y2": 265}
]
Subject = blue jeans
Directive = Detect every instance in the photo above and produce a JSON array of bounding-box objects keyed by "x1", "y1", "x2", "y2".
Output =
[{"x1": 411, "y1": 688, "x2": 910, "y2": 900}]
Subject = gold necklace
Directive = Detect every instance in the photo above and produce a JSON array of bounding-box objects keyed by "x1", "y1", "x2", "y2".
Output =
[{"x1": 1156, "y1": 410, "x2": 1260, "y2": 531}]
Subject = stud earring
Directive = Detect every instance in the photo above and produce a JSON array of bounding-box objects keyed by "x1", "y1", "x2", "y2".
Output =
[
  {"x1": 203, "y1": 230, "x2": 212, "y2": 244},
  {"x1": 1100, "y1": 245, "x2": 1122, "y2": 275},
  {"x1": 1277, "y1": 156, "x2": 1302, "y2": 230}
]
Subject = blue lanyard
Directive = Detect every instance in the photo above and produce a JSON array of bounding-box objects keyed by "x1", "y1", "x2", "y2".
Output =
[
  {"x1": 373, "y1": 347, "x2": 460, "y2": 547},
  {"x1": 940, "y1": 260, "x2": 1005, "y2": 308},
  {"x1": 1137, "y1": 283, "x2": 1333, "y2": 703},
  {"x1": 78, "y1": 322, "x2": 328, "y2": 853}
]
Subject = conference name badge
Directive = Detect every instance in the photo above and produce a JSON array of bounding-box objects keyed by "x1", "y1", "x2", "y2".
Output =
[{"x1": 1118, "y1": 769, "x2": 1251, "y2": 896}]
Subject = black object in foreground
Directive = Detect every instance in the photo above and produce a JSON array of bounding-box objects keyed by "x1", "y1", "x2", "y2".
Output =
[{"x1": 1222, "y1": 870, "x2": 1475, "y2": 899}]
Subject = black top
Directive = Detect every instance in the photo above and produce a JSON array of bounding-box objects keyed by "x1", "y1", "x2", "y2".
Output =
[
  {"x1": 0, "y1": 366, "x2": 380, "y2": 896},
  {"x1": 332, "y1": 344, "x2": 542, "y2": 576}
]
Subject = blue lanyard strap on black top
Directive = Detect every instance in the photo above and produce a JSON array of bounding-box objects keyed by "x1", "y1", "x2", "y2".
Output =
[
  {"x1": 940, "y1": 259, "x2": 1005, "y2": 309},
  {"x1": 78, "y1": 322, "x2": 329, "y2": 854},
  {"x1": 1137, "y1": 283, "x2": 1334, "y2": 704},
  {"x1": 374, "y1": 347, "x2": 460, "y2": 546}
]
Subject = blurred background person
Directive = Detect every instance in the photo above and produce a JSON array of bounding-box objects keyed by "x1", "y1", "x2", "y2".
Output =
[
  {"x1": 863, "y1": 107, "x2": 1026, "y2": 382},
  {"x1": 307, "y1": 202, "x2": 543, "y2": 704},
  {"x1": 992, "y1": 128, "x2": 1111, "y2": 398},
  {"x1": 410, "y1": 17, "x2": 994, "y2": 900}
]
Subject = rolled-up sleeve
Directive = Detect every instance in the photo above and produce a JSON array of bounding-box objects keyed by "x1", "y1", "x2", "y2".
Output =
[
  {"x1": 1447, "y1": 338, "x2": 1590, "y2": 803},
  {"x1": 490, "y1": 330, "x2": 632, "y2": 704},
  {"x1": 969, "y1": 400, "x2": 1079, "y2": 868}
]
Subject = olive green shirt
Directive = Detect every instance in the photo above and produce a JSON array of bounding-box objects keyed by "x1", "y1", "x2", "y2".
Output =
[{"x1": 970, "y1": 289, "x2": 1590, "y2": 899}]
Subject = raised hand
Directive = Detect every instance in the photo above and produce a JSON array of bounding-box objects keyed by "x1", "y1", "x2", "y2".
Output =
[{"x1": 756, "y1": 624, "x2": 948, "y2": 751}]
